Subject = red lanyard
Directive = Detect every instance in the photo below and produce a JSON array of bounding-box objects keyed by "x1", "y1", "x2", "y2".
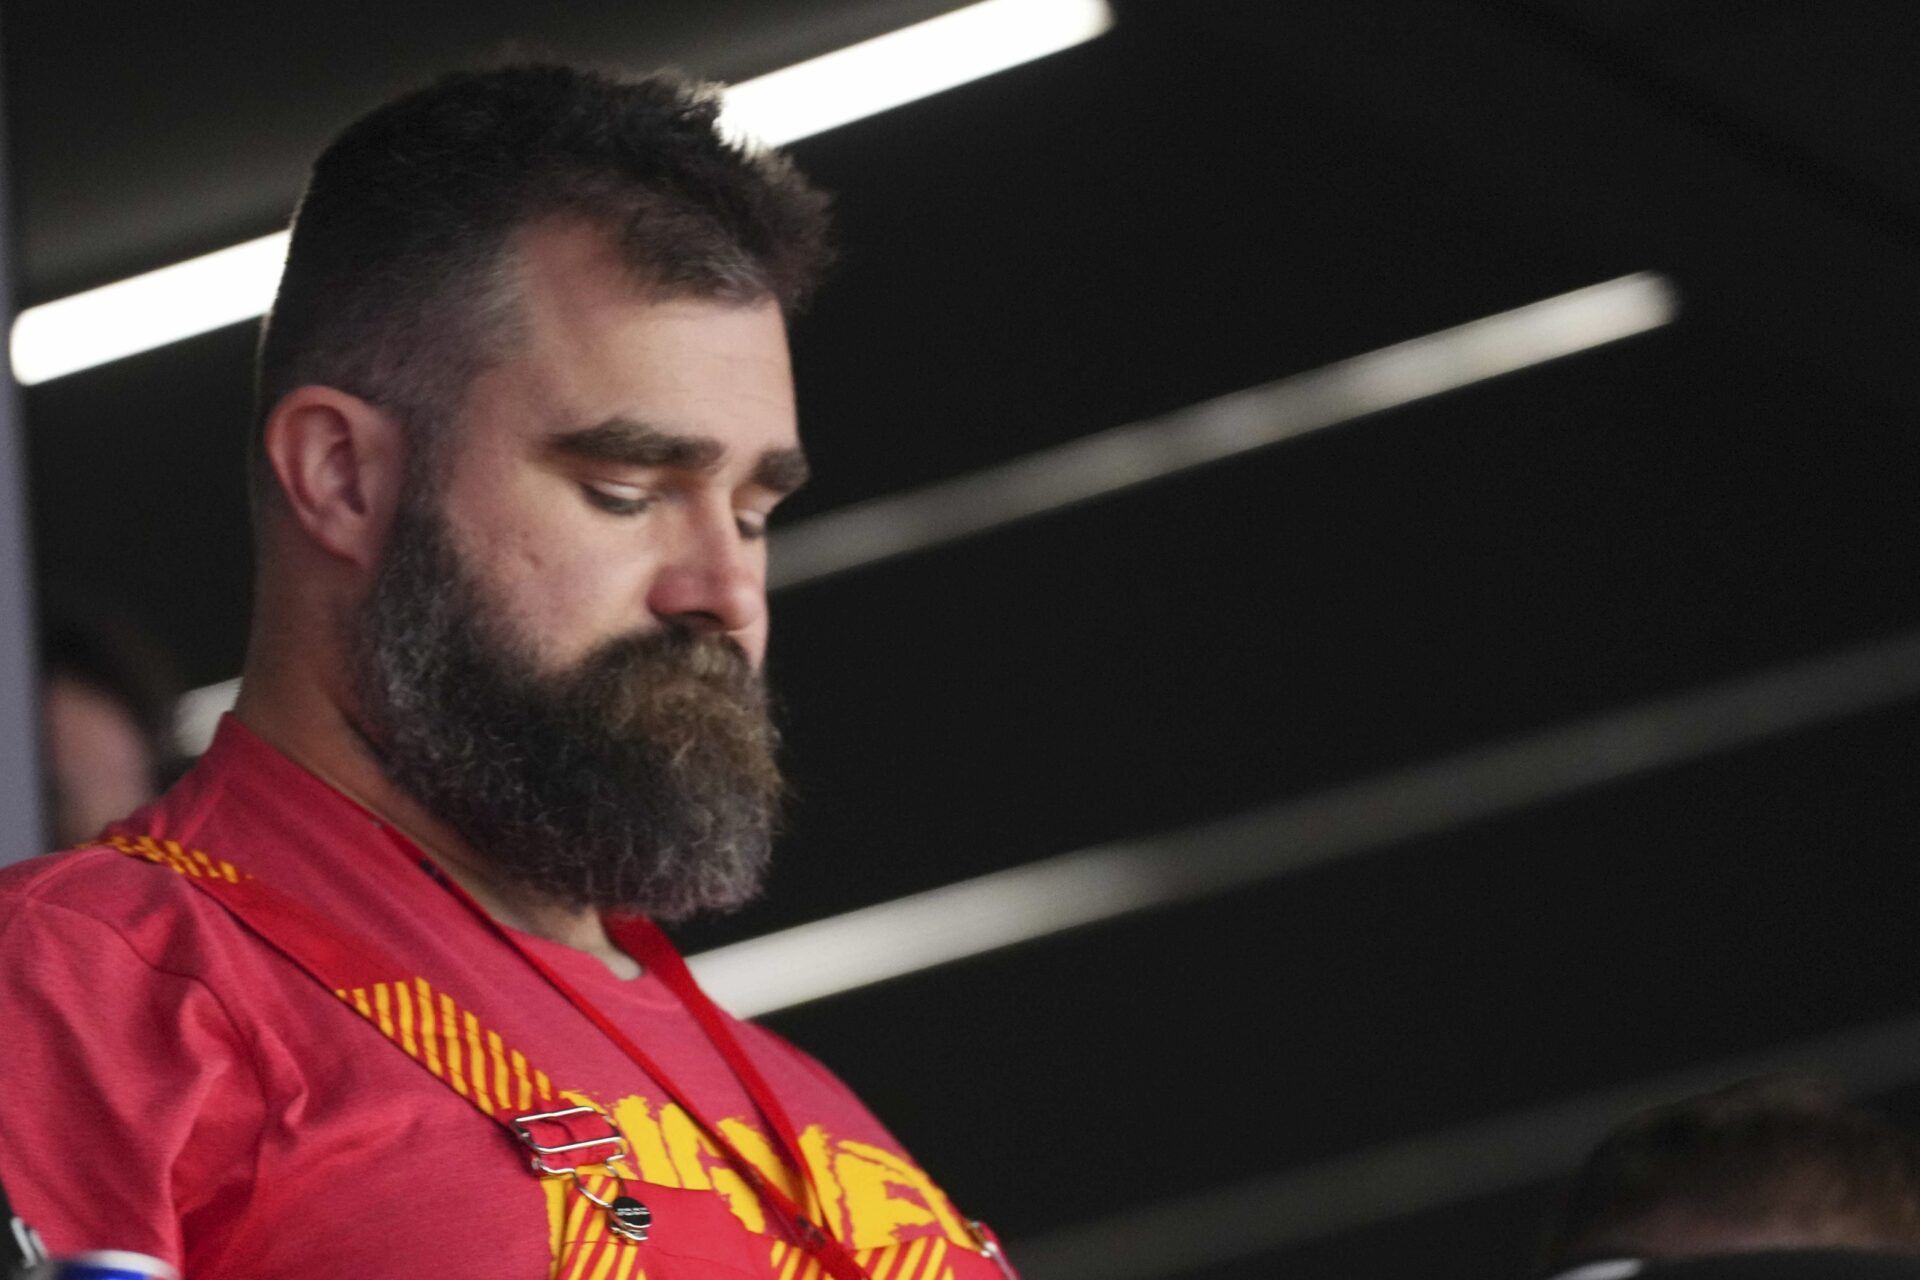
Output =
[
  {"x1": 106, "y1": 816, "x2": 873, "y2": 1280},
  {"x1": 378, "y1": 826, "x2": 873, "y2": 1280}
]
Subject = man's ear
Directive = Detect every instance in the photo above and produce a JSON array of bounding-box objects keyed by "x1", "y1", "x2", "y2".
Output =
[{"x1": 260, "y1": 385, "x2": 407, "y2": 569}]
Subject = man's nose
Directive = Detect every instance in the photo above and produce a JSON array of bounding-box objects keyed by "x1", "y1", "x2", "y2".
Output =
[{"x1": 644, "y1": 507, "x2": 765, "y2": 637}]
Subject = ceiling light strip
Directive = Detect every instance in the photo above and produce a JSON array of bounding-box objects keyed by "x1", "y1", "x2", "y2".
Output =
[
  {"x1": 168, "y1": 579, "x2": 1920, "y2": 1015},
  {"x1": 687, "y1": 624, "x2": 1920, "y2": 1017},
  {"x1": 1009, "y1": 1007, "x2": 1920, "y2": 1280},
  {"x1": 719, "y1": 0, "x2": 1114, "y2": 146},
  {"x1": 171, "y1": 271, "x2": 1676, "y2": 755},
  {"x1": 11, "y1": 232, "x2": 292, "y2": 385},
  {"x1": 9, "y1": 0, "x2": 1116, "y2": 385},
  {"x1": 768, "y1": 271, "x2": 1678, "y2": 589}
]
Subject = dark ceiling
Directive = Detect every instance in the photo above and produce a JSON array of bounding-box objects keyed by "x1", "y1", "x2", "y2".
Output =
[{"x1": 7, "y1": 2, "x2": 1920, "y2": 1277}]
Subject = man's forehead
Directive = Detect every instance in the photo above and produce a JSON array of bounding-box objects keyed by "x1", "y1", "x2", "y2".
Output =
[
  {"x1": 508, "y1": 219, "x2": 780, "y2": 330},
  {"x1": 510, "y1": 218, "x2": 638, "y2": 291},
  {"x1": 479, "y1": 225, "x2": 801, "y2": 463}
]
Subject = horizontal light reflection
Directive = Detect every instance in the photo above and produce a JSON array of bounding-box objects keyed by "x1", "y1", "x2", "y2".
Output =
[
  {"x1": 11, "y1": 233, "x2": 291, "y2": 385},
  {"x1": 175, "y1": 679, "x2": 241, "y2": 759},
  {"x1": 1011, "y1": 1007, "x2": 1920, "y2": 1280},
  {"x1": 10, "y1": 0, "x2": 1115, "y2": 384},
  {"x1": 719, "y1": 0, "x2": 1114, "y2": 146},
  {"x1": 172, "y1": 272, "x2": 1676, "y2": 755},
  {"x1": 768, "y1": 272, "x2": 1678, "y2": 589},
  {"x1": 168, "y1": 569, "x2": 1920, "y2": 1018},
  {"x1": 688, "y1": 624, "x2": 1920, "y2": 1016},
  {"x1": 689, "y1": 849, "x2": 1165, "y2": 1018}
]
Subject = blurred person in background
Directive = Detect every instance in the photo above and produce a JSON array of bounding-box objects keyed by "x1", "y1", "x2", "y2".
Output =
[
  {"x1": 0, "y1": 63, "x2": 1015, "y2": 1280},
  {"x1": 1540, "y1": 1077, "x2": 1920, "y2": 1280},
  {"x1": 38, "y1": 603, "x2": 180, "y2": 846}
]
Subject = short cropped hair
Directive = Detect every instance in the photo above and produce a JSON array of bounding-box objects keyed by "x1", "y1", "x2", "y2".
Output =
[
  {"x1": 252, "y1": 63, "x2": 832, "y2": 500},
  {"x1": 1542, "y1": 1078, "x2": 1920, "y2": 1271}
]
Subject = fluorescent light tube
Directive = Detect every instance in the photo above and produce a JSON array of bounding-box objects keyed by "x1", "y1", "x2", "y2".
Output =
[
  {"x1": 11, "y1": 232, "x2": 291, "y2": 385},
  {"x1": 172, "y1": 271, "x2": 1676, "y2": 756},
  {"x1": 691, "y1": 622, "x2": 1920, "y2": 1017},
  {"x1": 9, "y1": 0, "x2": 1115, "y2": 385},
  {"x1": 767, "y1": 273, "x2": 1679, "y2": 587},
  {"x1": 719, "y1": 0, "x2": 1115, "y2": 146}
]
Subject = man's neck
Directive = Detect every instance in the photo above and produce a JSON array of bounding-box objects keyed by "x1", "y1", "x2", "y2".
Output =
[
  {"x1": 405, "y1": 833, "x2": 643, "y2": 981},
  {"x1": 231, "y1": 658, "x2": 641, "y2": 980}
]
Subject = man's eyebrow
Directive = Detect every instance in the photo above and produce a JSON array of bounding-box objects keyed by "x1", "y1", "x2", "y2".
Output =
[
  {"x1": 545, "y1": 417, "x2": 809, "y2": 494},
  {"x1": 544, "y1": 418, "x2": 725, "y2": 470},
  {"x1": 753, "y1": 447, "x2": 811, "y2": 496}
]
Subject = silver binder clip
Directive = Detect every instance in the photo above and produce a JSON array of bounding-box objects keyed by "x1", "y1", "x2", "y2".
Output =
[{"x1": 510, "y1": 1105, "x2": 652, "y2": 1243}]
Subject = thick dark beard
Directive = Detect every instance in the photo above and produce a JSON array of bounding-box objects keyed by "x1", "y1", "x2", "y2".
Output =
[{"x1": 350, "y1": 500, "x2": 783, "y2": 920}]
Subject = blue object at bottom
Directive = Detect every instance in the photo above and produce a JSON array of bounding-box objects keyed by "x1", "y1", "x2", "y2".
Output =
[{"x1": 48, "y1": 1250, "x2": 177, "y2": 1280}]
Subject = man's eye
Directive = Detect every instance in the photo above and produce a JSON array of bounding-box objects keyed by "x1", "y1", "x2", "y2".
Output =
[
  {"x1": 581, "y1": 483, "x2": 652, "y2": 516},
  {"x1": 736, "y1": 515, "x2": 769, "y2": 542}
]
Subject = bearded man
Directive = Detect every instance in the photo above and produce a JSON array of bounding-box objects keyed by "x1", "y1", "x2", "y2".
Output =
[{"x1": 0, "y1": 65, "x2": 1014, "y2": 1280}]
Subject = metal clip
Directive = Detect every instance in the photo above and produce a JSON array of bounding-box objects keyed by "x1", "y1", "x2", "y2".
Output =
[
  {"x1": 569, "y1": 1167, "x2": 653, "y2": 1243},
  {"x1": 512, "y1": 1106, "x2": 651, "y2": 1243},
  {"x1": 510, "y1": 1105, "x2": 631, "y2": 1176},
  {"x1": 968, "y1": 1219, "x2": 1020, "y2": 1280}
]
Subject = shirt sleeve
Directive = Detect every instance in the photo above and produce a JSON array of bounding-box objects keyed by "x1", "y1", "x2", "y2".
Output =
[{"x1": 0, "y1": 895, "x2": 267, "y2": 1270}]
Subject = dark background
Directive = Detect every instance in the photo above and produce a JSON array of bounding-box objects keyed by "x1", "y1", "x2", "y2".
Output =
[{"x1": 7, "y1": 2, "x2": 1919, "y2": 1276}]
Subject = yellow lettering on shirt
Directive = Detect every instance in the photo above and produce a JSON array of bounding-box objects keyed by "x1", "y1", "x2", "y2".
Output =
[
  {"x1": 831, "y1": 1138, "x2": 972, "y2": 1247},
  {"x1": 611, "y1": 1095, "x2": 679, "y2": 1188}
]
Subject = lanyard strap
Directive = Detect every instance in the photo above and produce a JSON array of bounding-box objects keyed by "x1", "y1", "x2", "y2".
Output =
[
  {"x1": 106, "y1": 827, "x2": 870, "y2": 1280},
  {"x1": 609, "y1": 916, "x2": 817, "y2": 1204},
  {"x1": 375, "y1": 826, "x2": 871, "y2": 1279}
]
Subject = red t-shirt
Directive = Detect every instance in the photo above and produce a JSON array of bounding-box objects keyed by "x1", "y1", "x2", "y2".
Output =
[{"x1": 0, "y1": 717, "x2": 1010, "y2": 1279}]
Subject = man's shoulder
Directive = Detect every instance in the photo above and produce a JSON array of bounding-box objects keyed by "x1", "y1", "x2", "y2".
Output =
[
  {"x1": 0, "y1": 841, "x2": 244, "y2": 970},
  {"x1": 2, "y1": 841, "x2": 204, "y2": 914}
]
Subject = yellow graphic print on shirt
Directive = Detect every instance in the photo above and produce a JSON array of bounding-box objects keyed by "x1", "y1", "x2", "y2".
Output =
[
  {"x1": 111, "y1": 837, "x2": 984, "y2": 1279},
  {"x1": 537, "y1": 1087, "x2": 978, "y2": 1280},
  {"x1": 326, "y1": 976, "x2": 976, "y2": 1280},
  {"x1": 631, "y1": 1091, "x2": 971, "y2": 1245}
]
